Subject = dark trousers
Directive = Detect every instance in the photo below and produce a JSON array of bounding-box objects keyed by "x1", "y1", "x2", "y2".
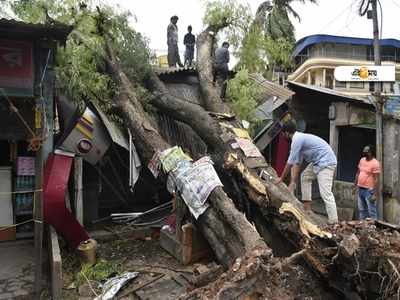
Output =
[
  {"x1": 214, "y1": 64, "x2": 228, "y2": 98},
  {"x1": 358, "y1": 187, "x2": 377, "y2": 220},
  {"x1": 184, "y1": 46, "x2": 194, "y2": 66}
]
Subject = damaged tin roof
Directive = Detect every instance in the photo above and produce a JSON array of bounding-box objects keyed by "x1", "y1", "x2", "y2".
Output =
[
  {"x1": 287, "y1": 81, "x2": 373, "y2": 106},
  {"x1": 0, "y1": 18, "x2": 73, "y2": 41},
  {"x1": 250, "y1": 73, "x2": 295, "y2": 102},
  {"x1": 153, "y1": 66, "x2": 197, "y2": 76}
]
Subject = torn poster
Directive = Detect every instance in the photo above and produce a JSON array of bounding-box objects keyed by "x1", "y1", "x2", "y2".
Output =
[
  {"x1": 235, "y1": 138, "x2": 263, "y2": 158},
  {"x1": 232, "y1": 128, "x2": 251, "y2": 140},
  {"x1": 148, "y1": 151, "x2": 161, "y2": 178},
  {"x1": 159, "y1": 146, "x2": 192, "y2": 173},
  {"x1": 169, "y1": 156, "x2": 223, "y2": 219}
]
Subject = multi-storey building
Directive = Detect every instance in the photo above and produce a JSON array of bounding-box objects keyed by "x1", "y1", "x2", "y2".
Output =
[
  {"x1": 288, "y1": 34, "x2": 400, "y2": 97},
  {"x1": 283, "y1": 35, "x2": 400, "y2": 222}
]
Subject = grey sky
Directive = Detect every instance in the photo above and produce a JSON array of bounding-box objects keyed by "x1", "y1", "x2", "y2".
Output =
[{"x1": 109, "y1": 0, "x2": 400, "y2": 56}]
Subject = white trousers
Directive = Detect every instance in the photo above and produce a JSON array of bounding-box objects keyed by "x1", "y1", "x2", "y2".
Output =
[{"x1": 301, "y1": 163, "x2": 338, "y2": 223}]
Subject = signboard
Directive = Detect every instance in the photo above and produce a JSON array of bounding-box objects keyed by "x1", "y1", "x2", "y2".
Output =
[
  {"x1": 334, "y1": 65, "x2": 395, "y2": 82},
  {"x1": 0, "y1": 40, "x2": 34, "y2": 96}
]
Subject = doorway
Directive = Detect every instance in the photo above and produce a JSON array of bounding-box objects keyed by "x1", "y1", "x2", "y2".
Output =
[{"x1": 336, "y1": 126, "x2": 376, "y2": 182}]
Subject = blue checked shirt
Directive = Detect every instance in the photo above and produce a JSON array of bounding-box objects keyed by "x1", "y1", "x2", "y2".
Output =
[{"x1": 287, "y1": 132, "x2": 337, "y2": 174}]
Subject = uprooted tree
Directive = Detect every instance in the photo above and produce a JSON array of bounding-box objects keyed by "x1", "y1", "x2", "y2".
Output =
[{"x1": 5, "y1": 1, "x2": 400, "y2": 299}]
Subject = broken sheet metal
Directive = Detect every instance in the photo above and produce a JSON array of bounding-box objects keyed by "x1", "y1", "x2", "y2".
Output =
[
  {"x1": 168, "y1": 156, "x2": 223, "y2": 219},
  {"x1": 235, "y1": 138, "x2": 263, "y2": 158},
  {"x1": 128, "y1": 129, "x2": 141, "y2": 189},
  {"x1": 95, "y1": 272, "x2": 139, "y2": 300},
  {"x1": 159, "y1": 146, "x2": 192, "y2": 173},
  {"x1": 279, "y1": 202, "x2": 332, "y2": 239}
]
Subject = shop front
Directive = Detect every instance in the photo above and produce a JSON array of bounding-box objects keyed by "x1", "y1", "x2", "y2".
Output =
[{"x1": 0, "y1": 19, "x2": 71, "y2": 240}]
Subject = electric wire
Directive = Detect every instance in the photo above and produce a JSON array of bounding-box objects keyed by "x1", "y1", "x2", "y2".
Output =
[
  {"x1": 390, "y1": 0, "x2": 400, "y2": 10},
  {"x1": 359, "y1": 0, "x2": 370, "y2": 16},
  {"x1": 319, "y1": 1, "x2": 357, "y2": 33}
]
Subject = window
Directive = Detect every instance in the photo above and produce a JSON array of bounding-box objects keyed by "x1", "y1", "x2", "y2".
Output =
[
  {"x1": 370, "y1": 82, "x2": 384, "y2": 92},
  {"x1": 335, "y1": 80, "x2": 346, "y2": 88},
  {"x1": 350, "y1": 82, "x2": 365, "y2": 89},
  {"x1": 369, "y1": 82, "x2": 375, "y2": 92}
]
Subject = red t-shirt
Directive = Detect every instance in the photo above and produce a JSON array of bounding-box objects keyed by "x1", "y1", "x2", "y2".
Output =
[{"x1": 357, "y1": 157, "x2": 380, "y2": 189}]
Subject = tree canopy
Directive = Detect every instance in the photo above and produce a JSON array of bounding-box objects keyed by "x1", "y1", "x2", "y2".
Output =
[
  {"x1": 3, "y1": 0, "x2": 152, "y2": 119},
  {"x1": 1, "y1": 0, "x2": 314, "y2": 130}
]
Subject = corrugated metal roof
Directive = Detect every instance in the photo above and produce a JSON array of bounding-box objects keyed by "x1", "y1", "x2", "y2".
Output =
[
  {"x1": 88, "y1": 101, "x2": 129, "y2": 150},
  {"x1": 287, "y1": 81, "x2": 373, "y2": 105},
  {"x1": 0, "y1": 18, "x2": 72, "y2": 41},
  {"x1": 158, "y1": 114, "x2": 207, "y2": 158},
  {"x1": 249, "y1": 73, "x2": 295, "y2": 102},
  {"x1": 293, "y1": 34, "x2": 400, "y2": 58},
  {"x1": 153, "y1": 66, "x2": 197, "y2": 76}
]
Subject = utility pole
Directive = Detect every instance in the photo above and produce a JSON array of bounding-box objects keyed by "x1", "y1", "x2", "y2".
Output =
[{"x1": 370, "y1": 0, "x2": 384, "y2": 220}]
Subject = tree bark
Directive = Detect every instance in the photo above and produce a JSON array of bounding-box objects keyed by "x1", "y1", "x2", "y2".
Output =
[
  {"x1": 196, "y1": 26, "x2": 230, "y2": 113},
  {"x1": 103, "y1": 37, "x2": 269, "y2": 271}
]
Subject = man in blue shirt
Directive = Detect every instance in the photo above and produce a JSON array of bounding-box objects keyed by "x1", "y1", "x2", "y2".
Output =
[
  {"x1": 277, "y1": 120, "x2": 339, "y2": 224},
  {"x1": 183, "y1": 26, "x2": 195, "y2": 67}
]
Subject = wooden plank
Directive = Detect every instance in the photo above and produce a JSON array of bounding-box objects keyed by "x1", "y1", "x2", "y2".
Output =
[
  {"x1": 48, "y1": 226, "x2": 62, "y2": 300},
  {"x1": 74, "y1": 157, "x2": 83, "y2": 225},
  {"x1": 181, "y1": 223, "x2": 193, "y2": 264},
  {"x1": 35, "y1": 48, "x2": 55, "y2": 299},
  {"x1": 34, "y1": 127, "x2": 45, "y2": 299}
]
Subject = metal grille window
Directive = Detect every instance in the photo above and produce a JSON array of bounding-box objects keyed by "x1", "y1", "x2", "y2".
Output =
[
  {"x1": 335, "y1": 80, "x2": 346, "y2": 88},
  {"x1": 350, "y1": 82, "x2": 365, "y2": 89}
]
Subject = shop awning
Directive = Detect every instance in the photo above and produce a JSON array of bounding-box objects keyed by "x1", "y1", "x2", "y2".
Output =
[{"x1": 287, "y1": 81, "x2": 373, "y2": 106}]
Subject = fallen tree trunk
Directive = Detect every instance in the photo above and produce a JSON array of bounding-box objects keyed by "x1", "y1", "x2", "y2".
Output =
[
  {"x1": 102, "y1": 36, "x2": 269, "y2": 270},
  {"x1": 149, "y1": 22, "x2": 400, "y2": 300},
  {"x1": 98, "y1": 16, "x2": 400, "y2": 299}
]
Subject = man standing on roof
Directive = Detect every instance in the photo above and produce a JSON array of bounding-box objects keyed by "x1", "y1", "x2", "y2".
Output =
[
  {"x1": 184, "y1": 25, "x2": 195, "y2": 67},
  {"x1": 167, "y1": 15, "x2": 183, "y2": 68},
  {"x1": 277, "y1": 120, "x2": 339, "y2": 224},
  {"x1": 214, "y1": 41, "x2": 230, "y2": 99},
  {"x1": 354, "y1": 145, "x2": 380, "y2": 220}
]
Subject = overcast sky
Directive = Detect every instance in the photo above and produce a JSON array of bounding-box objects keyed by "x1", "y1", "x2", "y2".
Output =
[{"x1": 107, "y1": 0, "x2": 400, "y2": 56}]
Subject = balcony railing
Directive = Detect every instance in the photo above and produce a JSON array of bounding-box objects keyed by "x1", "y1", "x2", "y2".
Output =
[{"x1": 295, "y1": 50, "x2": 400, "y2": 68}]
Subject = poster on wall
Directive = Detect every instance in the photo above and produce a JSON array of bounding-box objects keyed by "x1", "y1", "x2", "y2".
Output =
[{"x1": 0, "y1": 39, "x2": 34, "y2": 96}]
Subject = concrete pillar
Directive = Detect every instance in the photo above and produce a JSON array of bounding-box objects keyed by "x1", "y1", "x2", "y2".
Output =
[
  {"x1": 322, "y1": 68, "x2": 327, "y2": 87},
  {"x1": 329, "y1": 120, "x2": 339, "y2": 156},
  {"x1": 307, "y1": 71, "x2": 312, "y2": 85}
]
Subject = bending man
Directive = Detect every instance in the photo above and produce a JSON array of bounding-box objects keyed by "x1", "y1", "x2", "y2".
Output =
[{"x1": 278, "y1": 120, "x2": 339, "y2": 224}]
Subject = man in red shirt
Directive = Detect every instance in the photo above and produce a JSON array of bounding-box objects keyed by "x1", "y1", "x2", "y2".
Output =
[{"x1": 354, "y1": 145, "x2": 380, "y2": 220}]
